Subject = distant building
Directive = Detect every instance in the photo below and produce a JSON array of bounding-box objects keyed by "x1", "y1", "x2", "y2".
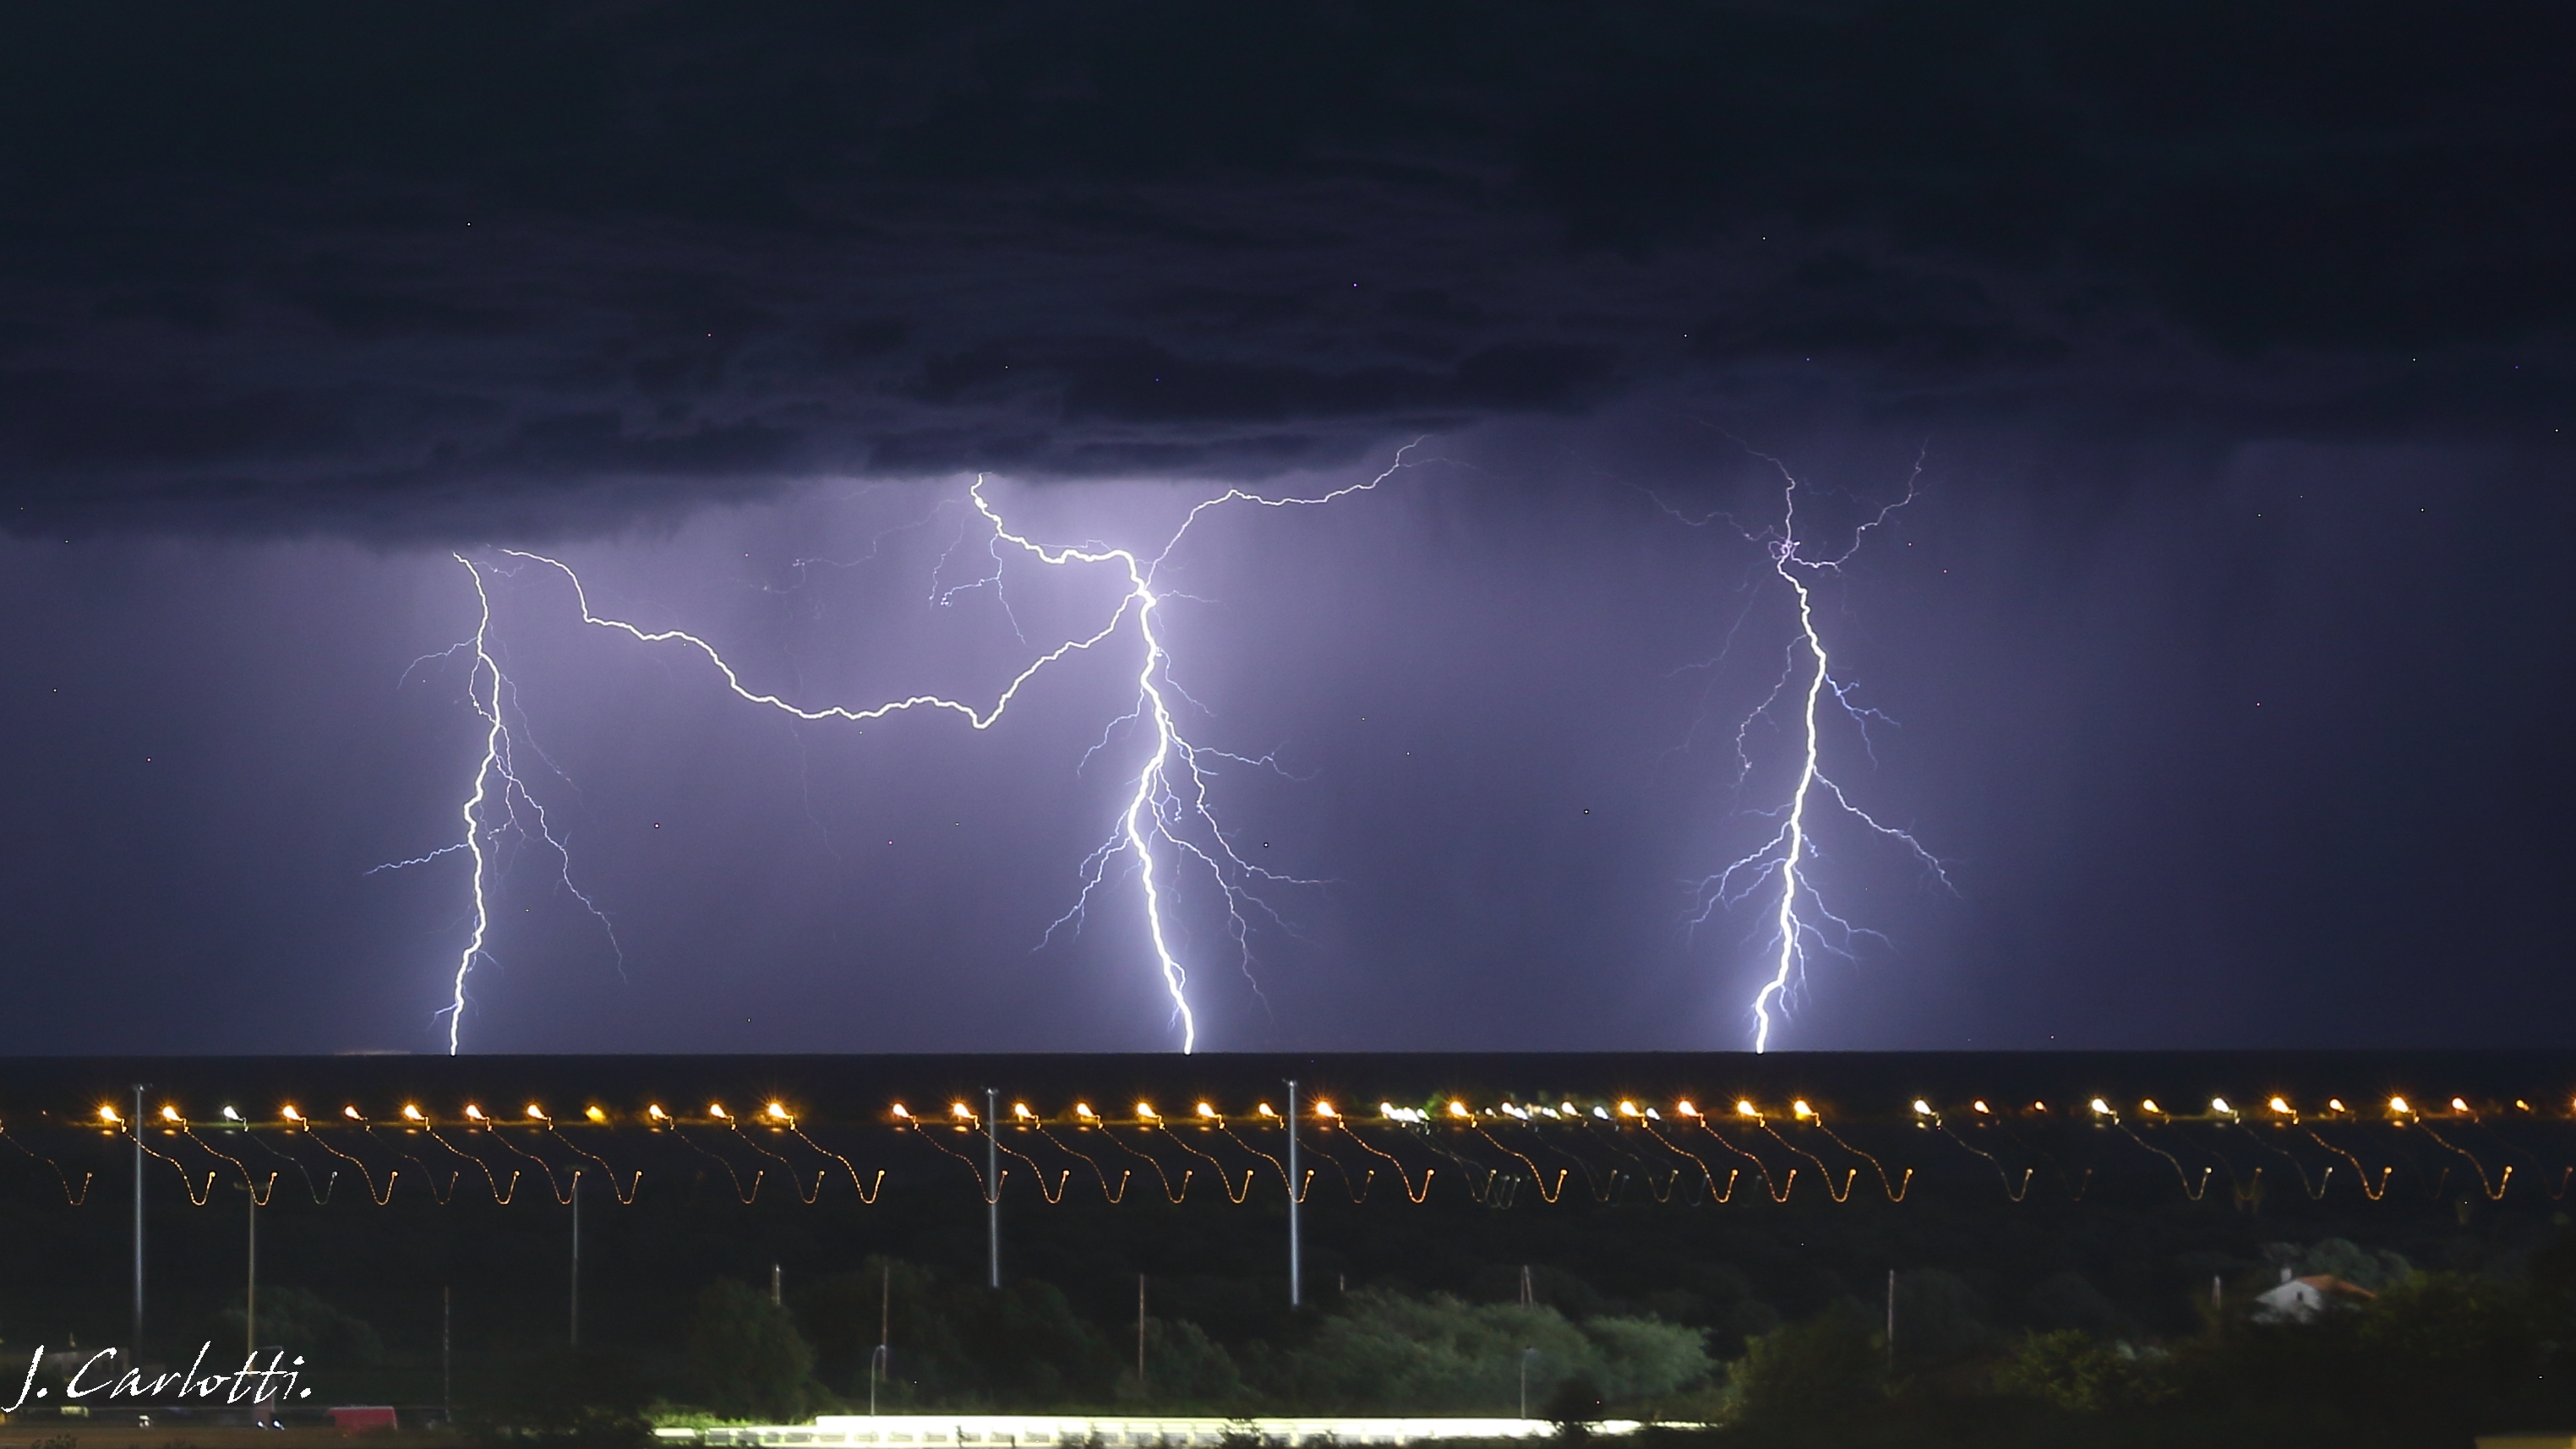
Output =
[{"x1": 2252, "y1": 1269, "x2": 2376, "y2": 1323}]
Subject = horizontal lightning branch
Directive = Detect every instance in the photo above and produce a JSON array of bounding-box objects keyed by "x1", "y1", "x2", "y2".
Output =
[{"x1": 402, "y1": 446, "x2": 1422, "y2": 1054}]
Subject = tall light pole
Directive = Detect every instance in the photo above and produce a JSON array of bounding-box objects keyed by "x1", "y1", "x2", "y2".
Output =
[
  {"x1": 569, "y1": 1170, "x2": 582, "y2": 1347},
  {"x1": 132, "y1": 1083, "x2": 145, "y2": 1354},
  {"x1": 984, "y1": 1088, "x2": 1000, "y2": 1289},
  {"x1": 1886, "y1": 1269, "x2": 1897, "y2": 1375},
  {"x1": 245, "y1": 1179, "x2": 258, "y2": 1361},
  {"x1": 1285, "y1": 1080, "x2": 1302, "y2": 1309},
  {"x1": 869, "y1": 1262, "x2": 890, "y2": 1415}
]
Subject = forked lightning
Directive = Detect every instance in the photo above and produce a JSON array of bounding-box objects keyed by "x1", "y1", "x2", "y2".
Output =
[
  {"x1": 1683, "y1": 451, "x2": 1951, "y2": 1051},
  {"x1": 401, "y1": 449, "x2": 1419, "y2": 1053}
]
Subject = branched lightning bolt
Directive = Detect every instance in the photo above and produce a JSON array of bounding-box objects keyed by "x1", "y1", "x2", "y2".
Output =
[
  {"x1": 1679, "y1": 449, "x2": 1952, "y2": 1052},
  {"x1": 375, "y1": 556, "x2": 622, "y2": 1054},
  {"x1": 476, "y1": 444, "x2": 1422, "y2": 1052}
]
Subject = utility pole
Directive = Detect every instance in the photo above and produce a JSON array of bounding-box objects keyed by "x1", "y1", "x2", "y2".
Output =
[
  {"x1": 245, "y1": 1180, "x2": 258, "y2": 1360},
  {"x1": 771, "y1": 1263, "x2": 783, "y2": 1309},
  {"x1": 1886, "y1": 1269, "x2": 1897, "y2": 1375},
  {"x1": 1285, "y1": 1079, "x2": 1302, "y2": 1308},
  {"x1": 985, "y1": 1088, "x2": 1001, "y2": 1289},
  {"x1": 441, "y1": 1286, "x2": 453, "y2": 1427},
  {"x1": 132, "y1": 1083, "x2": 145, "y2": 1354},
  {"x1": 869, "y1": 1262, "x2": 890, "y2": 1415},
  {"x1": 1137, "y1": 1274, "x2": 1148, "y2": 1386},
  {"x1": 569, "y1": 1170, "x2": 581, "y2": 1347}
]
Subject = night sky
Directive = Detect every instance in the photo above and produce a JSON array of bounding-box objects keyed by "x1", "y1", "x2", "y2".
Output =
[{"x1": 0, "y1": 3, "x2": 2568, "y2": 1056}]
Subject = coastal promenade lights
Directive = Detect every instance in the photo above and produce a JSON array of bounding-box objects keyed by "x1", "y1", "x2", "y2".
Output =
[
  {"x1": 765, "y1": 1103, "x2": 790, "y2": 1122},
  {"x1": 221, "y1": 1107, "x2": 242, "y2": 1122},
  {"x1": 890, "y1": 1104, "x2": 912, "y2": 1120},
  {"x1": 97, "y1": 1104, "x2": 121, "y2": 1125},
  {"x1": 1200, "y1": 1102, "x2": 1221, "y2": 1120},
  {"x1": 463, "y1": 1104, "x2": 486, "y2": 1122},
  {"x1": 345, "y1": 1106, "x2": 364, "y2": 1121},
  {"x1": 402, "y1": 1105, "x2": 425, "y2": 1122},
  {"x1": 1447, "y1": 1101, "x2": 1470, "y2": 1119},
  {"x1": 1312, "y1": 1100, "x2": 1336, "y2": 1119},
  {"x1": 709, "y1": 1103, "x2": 731, "y2": 1121},
  {"x1": 1013, "y1": 1103, "x2": 1035, "y2": 1121},
  {"x1": 1912, "y1": 1099, "x2": 1933, "y2": 1117},
  {"x1": 282, "y1": 1105, "x2": 304, "y2": 1124},
  {"x1": 1257, "y1": 1103, "x2": 1277, "y2": 1118},
  {"x1": 1136, "y1": 1102, "x2": 1160, "y2": 1121},
  {"x1": 525, "y1": 1103, "x2": 549, "y2": 1123},
  {"x1": 1793, "y1": 1100, "x2": 1815, "y2": 1119},
  {"x1": 2388, "y1": 1096, "x2": 2413, "y2": 1116},
  {"x1": 161, "y1": 1105, "x2": 183, "y2": 1124},
  {"x1": 588, "y1": 1107, "x2": 609, "y2": 1123},
  {"x1": 1972, "y1": 1101, "x2": 1991, "y2": 1114},
  {"x1": 1073, "y1": 1103, "x2": 1095, "y2": 1120}
]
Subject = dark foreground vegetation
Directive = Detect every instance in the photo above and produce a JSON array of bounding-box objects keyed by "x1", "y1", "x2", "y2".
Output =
[
  {"x1": 6, "y1": 1109, "x2": 2574, "y2": 1449},
  {"x1": 491, "y1": 1233, "x2": 2576, "y2": 1449}
]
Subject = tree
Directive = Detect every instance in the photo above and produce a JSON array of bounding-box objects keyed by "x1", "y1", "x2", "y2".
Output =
[
  {"x1": 1116, "y1": 1318, "x2": 1248, "y2": 1408},
  {"x1": 1994, "y1": 1329, "x2": 2162, "y2": 1414},
  {"x1": 793, "y1": 1258, "x2": 1116, "y2": 1408},
  {"x1": 215, "y1": 1285, "x2": 383, "y2": 1364},
  {"x1": 688, "y1": 1278, "x2": 823, "y2": 1422},
  {"x1": 467, "y1": 1345, "x2": 656, "y2": 1449},
  {"x1": 1276, "y1": 1290, "x2": 1707, "y2": 1414},
  {"x1": 1728, "y1": 1311, "x2": 1882, "y2": 1431}
]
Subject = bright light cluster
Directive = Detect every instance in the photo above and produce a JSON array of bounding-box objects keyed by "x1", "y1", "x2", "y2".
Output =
[{"x1": 93, "y1": 1089, "x2": 2527, "y2": 1127}]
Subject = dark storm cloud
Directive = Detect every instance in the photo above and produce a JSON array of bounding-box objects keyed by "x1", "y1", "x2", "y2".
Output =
[{"x1": 2, "y1": 1, "x2": 2567, "y2": 537}]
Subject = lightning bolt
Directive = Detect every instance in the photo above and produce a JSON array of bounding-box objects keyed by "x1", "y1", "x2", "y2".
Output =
[
  {"x1": 450, "y1": 446, "x2": 1422, "y2": 1053},
  {"x1": 374, "y1": 556, "x2": 621, "y2": 1054},
  {"x1": 1678, "y1": 449, "x2": 1952, "y2": 1053}
]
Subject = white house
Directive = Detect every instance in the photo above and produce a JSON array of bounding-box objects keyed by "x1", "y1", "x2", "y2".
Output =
[{"x1": 2251, "y1": 1271, "x2": 2376, "y2": 1323}]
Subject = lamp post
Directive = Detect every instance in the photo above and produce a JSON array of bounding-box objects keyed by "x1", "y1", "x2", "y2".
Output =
[
  {"x1": 869, "y1": 1261, "x2": 890, "y2": 1415},
  {"x1": 569, "y1": 1170, "x2": 581, "y2": 1347},
  {"x1": 985, "y1": 1088, "x2": 1000, "y2": 1289},
  {"x1": 1285, "y1": 1080, "x2": 1302, "y2": 1308},
  {"x1": 245, "y1": 1179, "x2": 258, "y2": 1361},
  {"x1": 132, "y1": 1083, "x2": 146, "y2": 1354}
]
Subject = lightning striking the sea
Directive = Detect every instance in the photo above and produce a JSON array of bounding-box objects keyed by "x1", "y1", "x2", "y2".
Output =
[
  {"x1": 407, "y1": 449, "x2": 1418, "y2": 1054},
  {"x1": 1679, "y1": 451, "x2": 1952, "y2": 1053},
  {"x1": 372, "y1": 556, "x2": 622, "y2": 1054}
]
